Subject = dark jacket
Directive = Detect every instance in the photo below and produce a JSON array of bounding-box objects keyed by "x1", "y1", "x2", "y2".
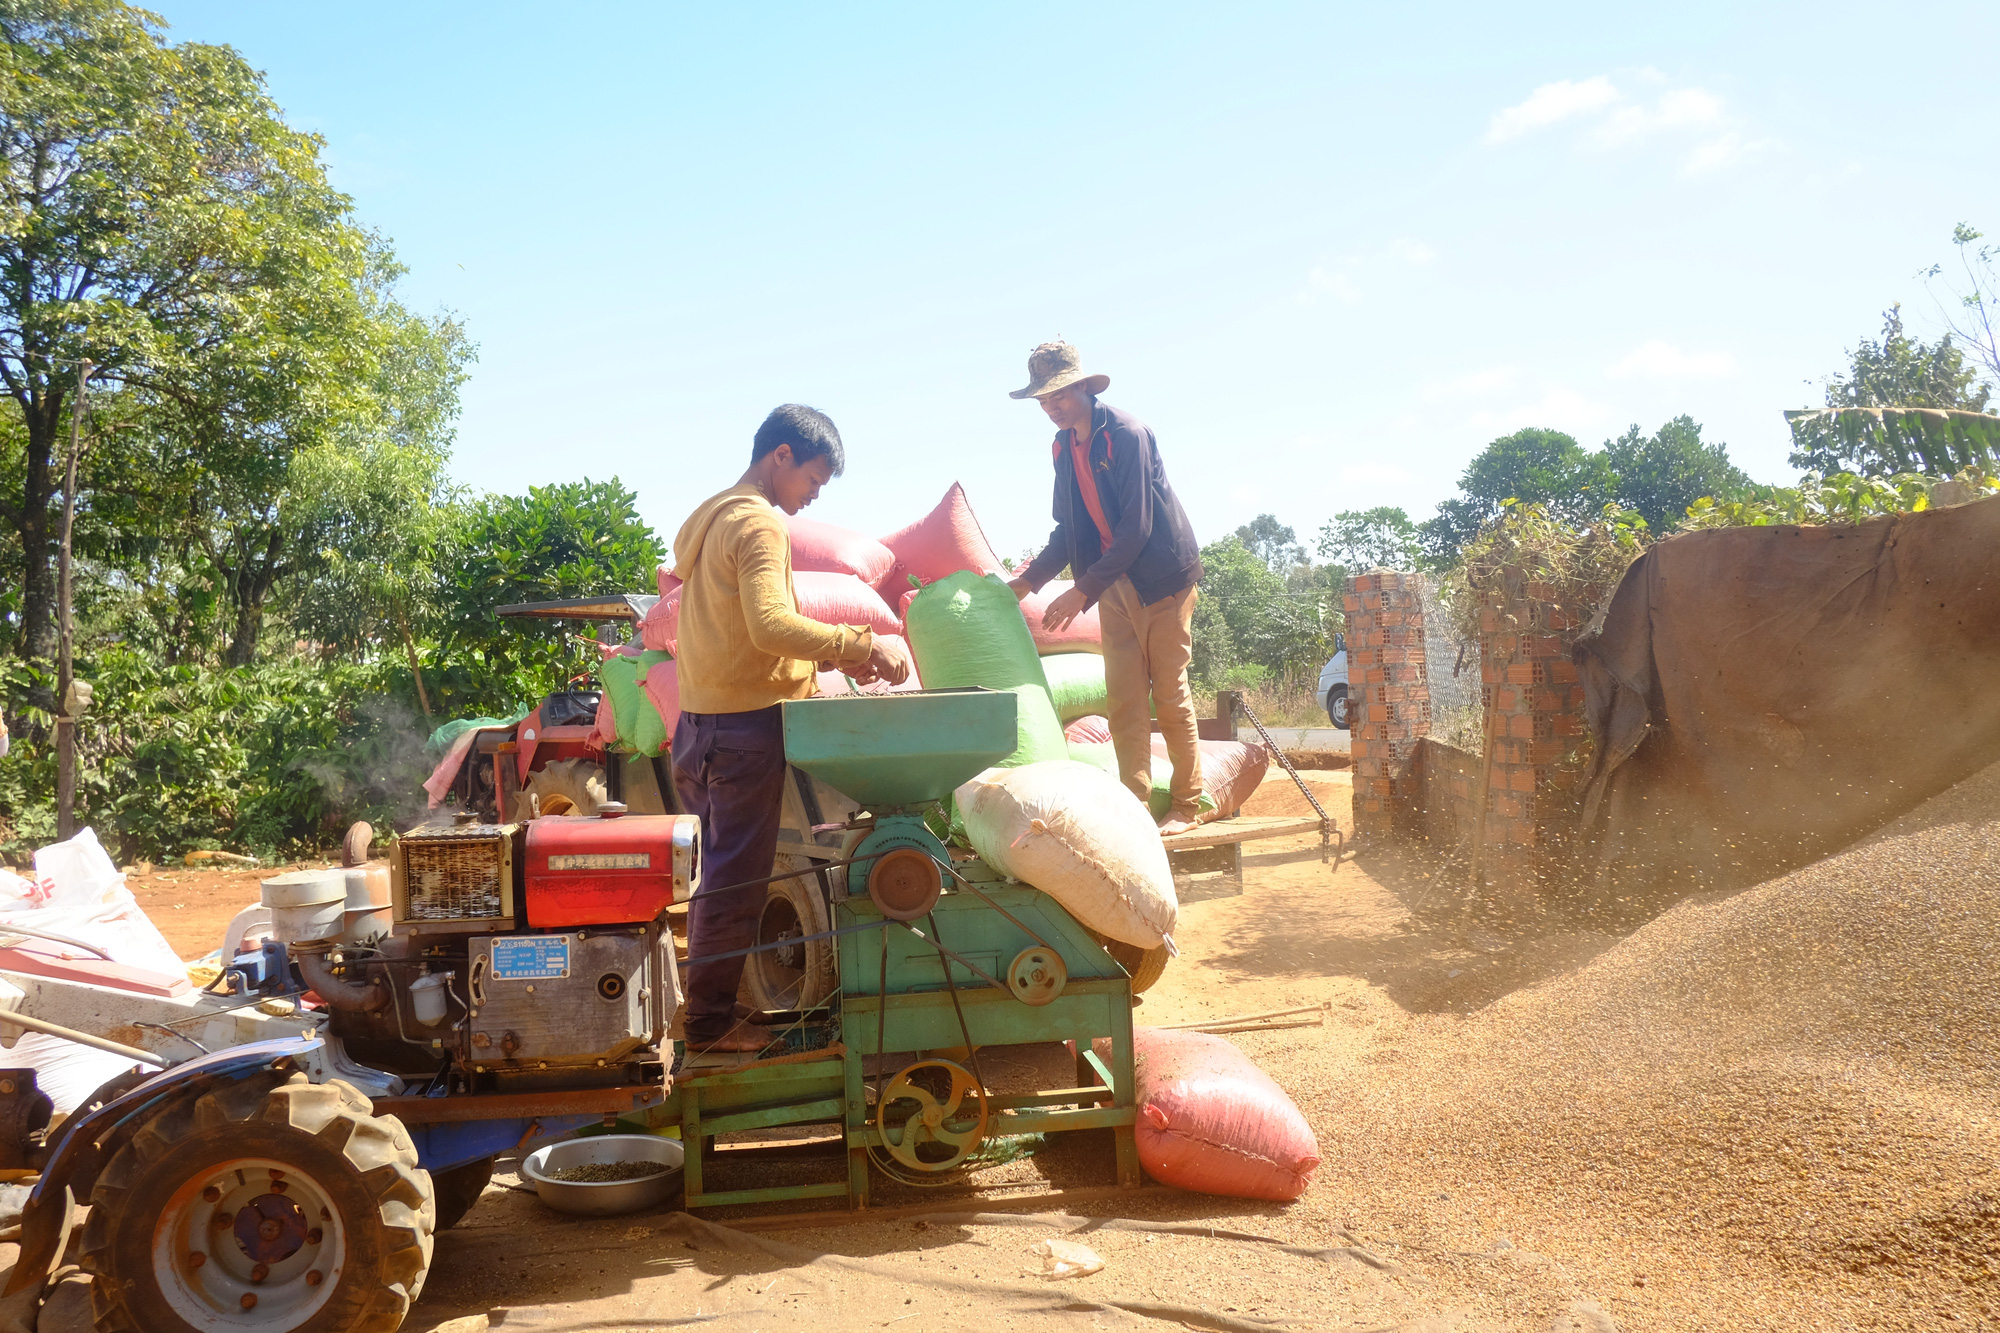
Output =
[{"x1": 1021, "y1": 400, "x2": 1202, "y2": 608}]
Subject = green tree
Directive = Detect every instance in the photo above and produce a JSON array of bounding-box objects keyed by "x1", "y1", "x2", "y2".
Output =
[
  {"x1": 1191, "y1": 535, "x2": 1328, "y2": 689},
  {"x1": 438, "y1": 479, "x2": 666, "y2": 714},
  {"x1": 1417, "y1": 427, "x2": 1615, "y2": 566},
  {"x1": 1789, "y1": 305, "x2": 1991, "y2": 474},
  {"x1": 0, "y1": 0, "x2": 363, "y2": 668},
  {"x1": 1317, "y1": 506, "x2": 1419, "y2": 571},
  {"x1": 1603, "y1": 415, "x2": 1749, "y2": 530},
  {"x1": 1232, "y1": 514, "x2": 1304, "y2": 573}
]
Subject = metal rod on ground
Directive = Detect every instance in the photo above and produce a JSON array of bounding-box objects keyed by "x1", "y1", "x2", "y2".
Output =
[
  {"x1": 55, "y1": 359, "x2": 89, "y2": 841},
  {"x1": 0, "y1": 1010, "x2": 169, "y2": 1068},
  {"x1": 1237, "y1": 699, "x2": 1336, "y2": 853},
  {"x1": 1158, "y1": 1002, "x2": 1332, "y2": 1030}
]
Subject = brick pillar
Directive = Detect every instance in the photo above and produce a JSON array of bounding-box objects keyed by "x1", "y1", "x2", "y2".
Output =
[
  {"x1": 1344, "y1": 571, "x2": 1430, "y2": 839},
  {"x1": 1472, "y1": 579, "x2": 1590, "y2": 903}
]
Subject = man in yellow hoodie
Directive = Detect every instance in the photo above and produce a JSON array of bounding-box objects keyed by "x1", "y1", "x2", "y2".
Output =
[{"x1": 672, "y1": 404, "x2": 907, "y2": 1052}]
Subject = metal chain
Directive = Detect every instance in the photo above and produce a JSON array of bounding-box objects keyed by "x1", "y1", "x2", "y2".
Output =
[{"x1": 1237, "y1": 698, "x2": 1333, "y2": 835}]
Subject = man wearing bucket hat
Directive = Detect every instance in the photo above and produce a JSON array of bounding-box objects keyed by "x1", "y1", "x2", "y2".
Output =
[{"x1": 1006, "y1": 342, "x2": 1208, "y2": 835}]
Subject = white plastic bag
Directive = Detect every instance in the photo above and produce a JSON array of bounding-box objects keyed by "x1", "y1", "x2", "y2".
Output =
[
  {"x1": 955, "y1": 761, "x2": 1179, "y2": 948},
  {"x1": 31, "y1": 827, "x2": 124, "y2": 911}
]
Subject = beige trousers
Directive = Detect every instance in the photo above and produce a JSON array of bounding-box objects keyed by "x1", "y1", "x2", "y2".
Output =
[{"x1": 1099, "y1": 577, "x2": 1205, "y2": 821}]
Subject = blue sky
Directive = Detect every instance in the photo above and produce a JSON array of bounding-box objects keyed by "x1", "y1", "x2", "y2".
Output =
[{"x1": 155, "y1": 2, "x2": 2000, "y2": 562}]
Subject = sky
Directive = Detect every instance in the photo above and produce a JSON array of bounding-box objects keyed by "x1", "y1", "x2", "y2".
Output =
[{"x1": 153, "y1": 1, "x2": 2000, "y2": 563}]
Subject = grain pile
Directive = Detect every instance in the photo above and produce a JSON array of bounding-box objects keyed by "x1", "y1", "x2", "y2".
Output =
[{"x1": 1319, "y1": 758, "x2": 2000, "y2": 1329}]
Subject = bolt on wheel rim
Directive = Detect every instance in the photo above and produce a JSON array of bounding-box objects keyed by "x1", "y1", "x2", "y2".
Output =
[{"x1": 154, "y1": 1156, "x2": 344, "y2": 1328}]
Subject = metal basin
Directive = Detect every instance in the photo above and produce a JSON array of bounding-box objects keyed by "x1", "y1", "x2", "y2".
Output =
[{"x1": 521, "y1": 1134, "x2": 684, "y2": 1216}]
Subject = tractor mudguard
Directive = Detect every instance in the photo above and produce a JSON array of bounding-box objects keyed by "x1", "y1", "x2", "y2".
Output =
[{"x1": 3, "y1": 1037, "x2": 323, "y2": 1299}]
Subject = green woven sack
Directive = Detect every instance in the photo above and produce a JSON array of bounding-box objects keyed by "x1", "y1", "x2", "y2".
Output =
[
  {"x1": 905, "y1": 571, "x2": 1066, "y2": 769},
  {"x1": 1040, "y1": 651, "x2": 1109, "y2": 723},
  {"x1": 601, "y1": 649, "x2": 673, "y2": 757}
]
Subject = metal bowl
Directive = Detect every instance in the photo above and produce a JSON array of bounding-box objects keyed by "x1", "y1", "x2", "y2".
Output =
[{"x1": 521, "y1": 1134, "x2": 684, "y2": 1216}]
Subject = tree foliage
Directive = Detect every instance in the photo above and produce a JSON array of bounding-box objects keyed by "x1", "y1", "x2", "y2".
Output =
[
  {"x1": 1601, "y1": 415, "x2": 1749, "y2": 531},
  {"x1": 1191, "y1": 531, "x2": 1334, "y2": 691},
  {"x1": 1788, "y1": 306, "x2": 1991, "y2": 475},
  {"x1": 1417, "y1": 428, "x2": 1616, "y2": 566},
  {"x1": 1317, "y1": 506, "x2": 1419, "y2": 571}
]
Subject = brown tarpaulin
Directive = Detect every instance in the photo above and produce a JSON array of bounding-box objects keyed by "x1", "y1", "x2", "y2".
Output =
[{"x1": 1573, "y1": 494, "x2": 2000, "y2": 900}]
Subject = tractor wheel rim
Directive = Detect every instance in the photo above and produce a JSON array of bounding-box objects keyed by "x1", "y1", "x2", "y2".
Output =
[
  {"x1": 756, "y1": 894, "x2": 806, "y2": 1005},
  {"x1": 153, "y1": 1155, "x2": 344, "y2": 1328}
]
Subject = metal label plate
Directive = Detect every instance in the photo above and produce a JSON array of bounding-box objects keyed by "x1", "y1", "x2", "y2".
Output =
[
  {"x1": 490, "y1": 935, "x2": 571, "y2": 980},
  {"x1": 546, "y1": 852, "x2": 650, "y2": 870}
]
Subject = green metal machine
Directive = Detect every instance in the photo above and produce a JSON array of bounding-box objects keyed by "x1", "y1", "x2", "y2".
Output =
[{"x1": 642, "y1": 688, "x2": 1140, "y2": 1209}]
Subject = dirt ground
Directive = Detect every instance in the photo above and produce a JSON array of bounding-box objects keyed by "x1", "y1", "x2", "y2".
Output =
[{"x1": 76, "y1": 765, "x2": 1995, "y2": 1332}]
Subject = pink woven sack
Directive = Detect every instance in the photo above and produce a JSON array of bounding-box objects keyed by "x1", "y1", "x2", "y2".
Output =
[
  {"x1": 1153, "y1": 738, "x2": 1270, "y2": 818},
  {"x1": 786, "y1": 513, "x2": 896, "y2": 584},
  {"x1": 1020, "y1": 579, "x2": 1101, "y2": 654},
  {"x1": 1065, "y1": 715, "x2": 1112, "y2": 744},
  {"x1": 877, "y1": 483, "x2": 1002, "y2": 594},
  {"x1": 1098, "y1": 1027, "x2": 1321, "y2": 1201},
  {"x1": 641, "y1": 571, "x2": 898, "y2": 652},
  {"x1": 639, "y1": 657, "x2": 679, "y2": 739}
]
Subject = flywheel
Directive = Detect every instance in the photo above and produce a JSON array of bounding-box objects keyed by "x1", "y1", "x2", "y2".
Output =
[{"x1": 874, "y1": 1059, "x2": 987, "y2": 1174}]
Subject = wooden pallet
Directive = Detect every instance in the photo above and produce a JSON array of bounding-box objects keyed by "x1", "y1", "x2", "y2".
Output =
[{"x1": 1160, "y1": 815, "x2": 1334, "y2": 900}]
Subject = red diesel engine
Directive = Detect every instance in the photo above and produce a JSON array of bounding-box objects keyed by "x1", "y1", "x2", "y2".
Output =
[{"x1": 523, "y1": 809, "x2": 701, "y2": 927}]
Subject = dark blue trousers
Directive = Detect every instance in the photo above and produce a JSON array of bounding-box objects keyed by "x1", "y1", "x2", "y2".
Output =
[{"x1": 672, "y1": 705, "x2": 788, "y2": 1044}]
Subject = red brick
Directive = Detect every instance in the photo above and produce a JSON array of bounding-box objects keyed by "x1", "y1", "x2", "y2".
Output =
[
  {"x1": 1548, "y1": 659, "x2": 1578, "y2": 684},
  {"x1": 1507, "y1": 765, "x2": 1536, "y2": 792},
  {"x1": 1505, "y1": 663, "x2": 1535, "y2": 685}
]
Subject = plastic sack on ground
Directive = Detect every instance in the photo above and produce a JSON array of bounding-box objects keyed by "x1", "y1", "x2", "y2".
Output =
[
  {"x1": 955, "y1": 761, "x2": 1178, "y2": 948},
  {"x1": 1158, "y1": 737, "x2": 1269, "y2": 818},
  {"x1": 786, "y1": 513, "x2": 895, "y2": 585},
  {"x1": 1020, "y1": 580, "x2": 1102, "y2": 654},
  {"x1": 1042, "y1": 652, "x2": 1108, "y2": 722},
  {"x1": 905, "y1": 571, "x2": 1066, "y2": 769},
  {"x1": 602, "y1": 649, "x2": 673, "y2": 757},
  {"x1": 1065, "y1": 742, "x2": 1217, "y2": 821},
  {"x1": 878, "y1": 483, "x2": 1003, "y2": 595},
  {"x1": 1094, "y1": 1026, "x2": 1321, "y2": 1201},
  {"x1": 1065, "y1": 715, "x2": 1112, "y2": 745}
]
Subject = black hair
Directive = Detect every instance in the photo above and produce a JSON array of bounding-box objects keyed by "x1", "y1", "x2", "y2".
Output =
[{"x1": 751, "y1": 403, "x2": 845, "y2": 475}]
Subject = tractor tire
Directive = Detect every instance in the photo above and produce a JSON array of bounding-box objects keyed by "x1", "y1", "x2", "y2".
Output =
[
  {"x1": 743, "y1": 855, "x2": 836, "y2": 1012},
  {"x1": 1092, "y1": 932, "x2": 1170, "y2": 995},
  {"x1": 80, "y1": 1071, "x2": 433, "y2": 1333},
  {"x1": 516, "y1": 758, "x2": 607, "y2": 819},
  {"x1": 430, "y1": 1155, "x2": 494, "y2": 1232}
]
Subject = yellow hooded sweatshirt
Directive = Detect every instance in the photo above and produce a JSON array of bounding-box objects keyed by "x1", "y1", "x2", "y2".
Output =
[{"x1": 671, "y1": 484, "x2": 874, "y2": 715}]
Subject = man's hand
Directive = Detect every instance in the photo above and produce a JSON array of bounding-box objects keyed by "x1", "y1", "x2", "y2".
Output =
[
  {"x1": 1005, "y1": 576, "x2": 1033, "y2": 603},
  {"x1": 1041, "y1": 585, "x2": 1090, "y2": 632},
  {"x1": 859, "y1": 635, "x2": 910, "y2": 687}
]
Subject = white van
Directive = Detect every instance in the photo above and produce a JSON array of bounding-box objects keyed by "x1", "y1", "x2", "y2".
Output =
[{"x1": 1316, "y1": 634, "x2": 1350, "y2": 729}]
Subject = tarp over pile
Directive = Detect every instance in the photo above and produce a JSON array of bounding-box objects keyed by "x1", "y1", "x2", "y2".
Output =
[{"x1": 1573, "y1": 493, "x2": 2000, "y2": 899}]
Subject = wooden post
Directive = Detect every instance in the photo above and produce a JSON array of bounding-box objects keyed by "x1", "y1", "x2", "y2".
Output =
[{"x1": 55, "y1": 360, "x2": 89, "y2": 842}]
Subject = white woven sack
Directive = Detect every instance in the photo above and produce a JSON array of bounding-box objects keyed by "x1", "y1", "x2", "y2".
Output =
[{"x1": 955, "y1": 761, "x2": 1178, "y2": 949}]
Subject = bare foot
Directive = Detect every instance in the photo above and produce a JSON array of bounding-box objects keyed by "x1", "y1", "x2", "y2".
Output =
[{"x1": 1157, "y1": 816, "x2": 1197, "y2": 837}]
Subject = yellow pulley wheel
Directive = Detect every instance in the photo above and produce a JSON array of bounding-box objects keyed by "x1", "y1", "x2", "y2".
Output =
[
  {"x1": 1007, "y1": 947, "x2": 1067, "y2": 1006},
  {"x1": 876, "y1": 1059, "x2": 987, "y2": 1172}
]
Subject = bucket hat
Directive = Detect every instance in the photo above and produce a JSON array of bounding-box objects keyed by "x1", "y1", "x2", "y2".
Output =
[{"x1": 1009, "y1": 341, "x2": 1110, "y2": 400}]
